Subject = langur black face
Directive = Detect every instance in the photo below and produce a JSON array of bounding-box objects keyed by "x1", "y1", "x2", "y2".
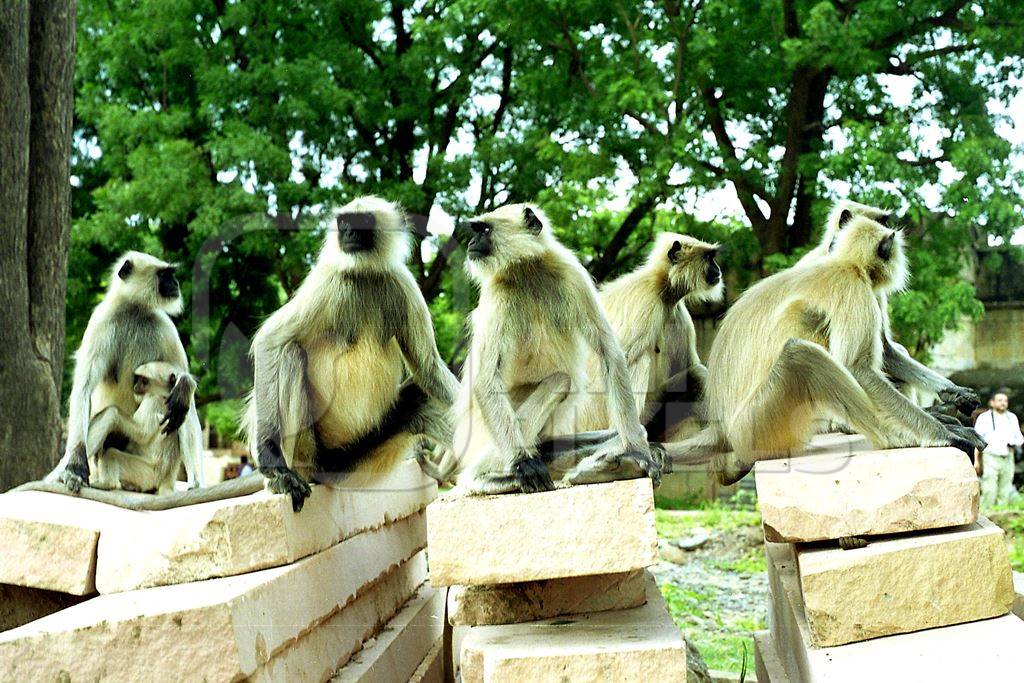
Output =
[
  {"x1": 456, "y1": 220, "x2": 494, "y2": 260},
  {"x1": 704, "y1": 249, "x2": 722, "y2": 285},
  {"x1": 158, "y1": 267, "x2": 179, "y2": 299},
  {"x1": 336, "y1": 212, "x2": 377, "y2": 253}
]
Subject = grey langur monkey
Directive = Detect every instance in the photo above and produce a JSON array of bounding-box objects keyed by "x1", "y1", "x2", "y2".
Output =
[
  {"x1": 48, "y1": 252, "x2": 205, "y2": 493},
  {"x1": 451, "y1": 203, "x2": 661, "y2": 494},
  {"x1": 244, "y1": 196, "x2": 459, "y2": 511},
  {"x1": 670, "y1": 214, "x2": 980, "y2": 486},
  {"x1": 576, "y1": 232, "x2": 724, "y2": 442}
]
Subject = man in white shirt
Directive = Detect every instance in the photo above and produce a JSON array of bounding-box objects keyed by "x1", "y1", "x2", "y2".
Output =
[{"x1": 974, "y1": 390, "x2": 1024, "y2": 507}]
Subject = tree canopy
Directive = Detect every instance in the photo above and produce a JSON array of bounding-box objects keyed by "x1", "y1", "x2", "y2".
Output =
[{"x1": 70, "y1": 0, "x2": 1024, "y2": 428}]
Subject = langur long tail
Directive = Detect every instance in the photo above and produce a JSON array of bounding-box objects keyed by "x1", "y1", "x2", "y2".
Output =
[
  {"x1": 657, "y1": 426, "x2": 733, "y2": 479},
  {"x1": 10, "y1": 473, "x2": 264, "y2": 511}
]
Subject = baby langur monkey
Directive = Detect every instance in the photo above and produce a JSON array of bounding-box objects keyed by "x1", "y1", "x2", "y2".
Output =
[
  {"x1": 85, "y1": 362, "x2": 191, "y2": 495},
  {"x1": 576, "y1": 233, "x2": 724, "y2": 442},
  {"x1": 452, "y1": 203, "x2": 660, "y2": 494},
  {"x1": 246, "y1": 197, "x2": 459, "y2": 511},
  {"x1": 672, "y1": 214, "x2": 979, "y2": 491},
  {"x1": 799, "y1": 201, "x2": 983, "y2": 449}
]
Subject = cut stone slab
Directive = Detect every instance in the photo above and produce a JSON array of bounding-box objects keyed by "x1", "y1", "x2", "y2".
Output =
[
  {"x1": 331, "y1": 585, "x2": 444, "y2": 682},
  {"x1": 756, "y1": 446, "x2": 978, "y2": 543},
  {"x1": 0, "y1": 585, "x2": 86, "y2": 632},
  {"x1": 97, "y1": 459, "x2": 436, "y2": 593},
  {"x1": 0, "y1": 491, "x2": 133, "y2": 594},
  {"x1": 459, "y1": 574, "x2": 687, "y2": 683},
  {"x1": 409, "y1": 638, "x2": 444, "y2": 683},
  {"x1": 252, "y1": 551, "x2": 427, "y2": 682},
  {"x1": 427, "y1": 479, "x2": 657, "y2": 586},
  {"x1": 1014, "y1": 571, "x2": 1024, "y2": 620},
  {"x1": 0, "y1": 513, "x2": 425, "y2": 682},
  {"x1": 448, "y1": 570, "x2": 646, "y2": 626},
  {"x1": 797, "y1": 517, "x2": 1013, "y2": 646},
  {"x1": 753, "y1": 630, "x2": 789, "y2": 683},
  {"x1": 766, "y1": 539, "x2": 1024, "y2": 681}
]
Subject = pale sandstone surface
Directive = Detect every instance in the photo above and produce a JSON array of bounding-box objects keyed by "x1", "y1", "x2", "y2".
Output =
[
  {"x1": 427, "y1": 479, "x2": 657, "y2": 586},
  {"x1": 0, "y1": 491, "x2": 133, "y2": 594},
  {"x1": 0, "y1": 584, "x2": 86, "y2": 632},
  {"x1": 797, "y1": 517, "x2": 1013, "y2": 646},
  {"x1": 251, "y1": 551, "x2": 427, "y2": 682},
  {"x1": 458, "y1": 574, "x2": 687, "y2": 683},
  {"x1": 0, "y1": 513, "x2": 425, "y2": 682},
  {"x1": 97, "y1": 460, "x2": 436, "y2": 593},
  {"x1": 756, "y1": 447, "x2": 978, "y2": 543},
  {"x1": 408, "y1": 637, "x2": 444, "y2": 683},
  {"x1": 753, "y1": 630, "x2": 789, "y2": 683},
  {"x1": 447, "y1": 569, "x2": 646, "y2": 626},
  {"x1": 331, "y1": 585, "x2": 444, "y2": 682},
  {"x1": 766, "y1": 539, "x2": 1024, "y2": 681}
]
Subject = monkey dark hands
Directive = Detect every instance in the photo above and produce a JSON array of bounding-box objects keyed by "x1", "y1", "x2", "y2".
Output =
[
  {"x1": 650, "y1": 443, "x2": 672, "y2": 475},
  {"x1": 59, "y1": 444, "x2": 90, "y2": 493},
  {"x1": 938, "y1": 385, "x2": 980, "y2": 417},
  {"x1": 946, "y1": 433, "x2": 979, "y2": 460},
  {"x1": 262, "y1": 466, "x2": 312, "y2": 512},
  {"x1": 511, "y1": 454, "x2": 555, "y2": 494},
  {"x1": 926, "y1": 408, "x2": 963, "y2": 428},
  {"x1": 161, "y1": 382, "x2": 191, "y2": 434},
  {"x1": 946, "y1": 425, "x2": 986, "y2": 452}
]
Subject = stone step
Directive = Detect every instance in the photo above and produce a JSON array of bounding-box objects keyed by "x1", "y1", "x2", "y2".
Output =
[
  {"x1": 98, "y1": 460, "x2": 436, "y2": 593},
  {"x1": 0, "y1": 513, "x2": 426, "y2": 682},
  {"x1": 796, "y1": 517, "x2": 1013, "y2": 646},
  {"x1": 409, "y1": 637, "x2": 444, "y2": 683},
  {"x1": 766, "y1": 538, "x2": 1024, "y2": 681},
  {"x1": 753, "y1": 630, "x2": 787, "y2": 683},
  {"x1": 427, "y1": 479, "x2": 657, "y2": 586},
  {"x1": 251, "y1": 551, "x2": 427, "y2": 682},
  {"x1": 0, "y1": 491, "x2": 134, "y2": 594},
  {"x1": 755, "y1": 447, "x2": 978, "y2": 543},
  {"x1": 447, "y1": 570, "x2": 646, "y2": 626},
  {"x1": 331, "y1": 584, "x2": 444, "y2": 682},
  {"x1": 458, "y1": 573, "x2": 688, "y2": 683}
]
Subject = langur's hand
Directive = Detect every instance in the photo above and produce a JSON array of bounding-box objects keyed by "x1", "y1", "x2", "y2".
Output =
[
  {"x1": 262, "y1": 466, "x2": 312, "y2": 512},
  {"x1": 945, "y1": 424, "x2": 986, "y2": 452},
  {"x1": 511, "y1": 452, "x2": 555, "y2": 494},
  {"x1": 161, "y1": 380, "x2": 191, "y2": 434},
  {"x1": 938, "y1": 385, "x2": 980, "y2": 417}
]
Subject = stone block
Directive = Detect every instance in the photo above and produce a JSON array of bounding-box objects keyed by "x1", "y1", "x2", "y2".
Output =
[
  {"x1": 427, "y1": 479, "x2": 657, "y2": 586},
  {"x1": 797, "y1": 517, "x2": 1012, "y2": 646},
  {"x1": 252, "y1": 551, "x2": 427, "y2": 682},
  {"x1": 0, "y1": 513, "x2": 425, "y2": 682},
  {"x1": 0, "y1": 491, "x2": 132, "y2": 594},
  {"x1": 97, "y1": 460, "x2": 436, "y2": 593},
  {"x1": 756, "y1": 447, "x2": 978, "y2": 543},
  {"x1": 459, "y1": 574, "x2": 687, "y2": 683},
  {"x1": 447, "y1": 570, "x2": 646, "y2": 626},
  {"x1": 409, "y1": 637, "x2": 444, "y2": 683},
  {"x1": 766, "y1": 539, "x2": 1024, "y2": 681},
  {"x1": 331, "y1": 585, "x2": 444, "y2": 682},
  {"x1": 753, "y1": 630, "x2": 789, "y2": 682}
]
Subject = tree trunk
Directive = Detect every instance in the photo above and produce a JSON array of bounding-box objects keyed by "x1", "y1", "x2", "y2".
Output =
[{"x1": 0, "y1": 0, "x2": 76, "y2": 490}]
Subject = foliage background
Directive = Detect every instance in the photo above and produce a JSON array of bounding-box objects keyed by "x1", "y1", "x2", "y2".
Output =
[{"x1": 69, "y1": 0, "x2": 1024, "y2": 433}]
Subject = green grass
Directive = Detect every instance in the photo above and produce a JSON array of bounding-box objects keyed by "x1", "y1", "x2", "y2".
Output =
[
  {"x1": 707, "y1": 547, "x2": 766, "y2": 575},
  {"x1": 660, "y1": 582, "x2": 763, "y2": 674},
  {"x1": 655, "y1": 505, "x2": 761, "y2": 539}
]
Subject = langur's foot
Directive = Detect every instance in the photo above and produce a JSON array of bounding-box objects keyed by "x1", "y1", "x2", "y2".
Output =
[
  {"x1": 650, "y1": 443, "x2": 672, "y2": 475},
  {"x1": 562, "y1": 449, "x2": 662, "y2": 487},
  {"x1": 712, "y1": 452, "x2": 750, "y2": 486},
  {"x1": 512, "y1": 455, "x2": 555, "y2": 493},
  {"x1": 945, "y1": 434, "x2": 977, "y2": 460},
  {"x1": 262, "y1": 466, "x2": 312, "y2": 512},
  {"x1": 838, "y1": 536, "x2": 868, "y2": 550},
  {"x1": 59, "y1": 469, "x2": 88, "y2": 494}
]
